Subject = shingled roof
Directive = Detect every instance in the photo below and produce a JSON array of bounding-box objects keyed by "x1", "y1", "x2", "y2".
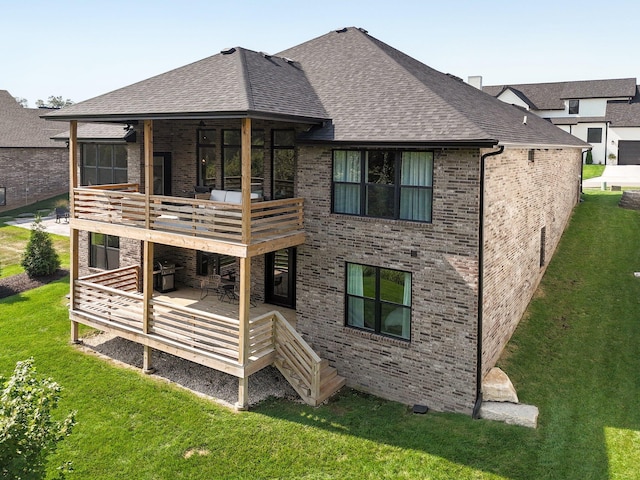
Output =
[
  {"x1": 0, "y1": 90, "x2": 66, "y2": 148},
  {"x1": 44, "y1": 49, "x2": 328, "y2": 123},
  {"x1": 484, "y1": 78, "x2": 637, "y2": 111},
  {"x1": 45, "y1": 27, "x2": 585, "y2": 148},
  {"x1": 607, "y1": 87, "x2": 640, "y2": 127}
]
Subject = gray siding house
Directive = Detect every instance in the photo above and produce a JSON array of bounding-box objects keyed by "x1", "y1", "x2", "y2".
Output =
[{"x1": 45, "y1": 27, "x2": 586, "y2": 414}]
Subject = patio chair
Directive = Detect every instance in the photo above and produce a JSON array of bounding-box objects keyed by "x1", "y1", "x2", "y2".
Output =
[
  {"x1": 200, "y1": 273, "x2": 222, "y2": 300},
  {"x1": 55, "y1": 207, "x2": 69, "y2": 223}
]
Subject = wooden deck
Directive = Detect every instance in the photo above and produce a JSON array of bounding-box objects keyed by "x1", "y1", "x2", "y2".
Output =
[
  {"x1": 70, "y1": 266, "x2": 344, "y2": 407},
  {"x1": 153, "y1": 285, "x2": 297, "y2": 328},
  {"x1": 71, "y1": 186, "x2": 306, "y2": 257}
]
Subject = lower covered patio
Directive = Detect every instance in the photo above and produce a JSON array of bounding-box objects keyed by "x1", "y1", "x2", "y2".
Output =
[{"x1": 70, "y1": 265, "x2": 344, "y2": 407}]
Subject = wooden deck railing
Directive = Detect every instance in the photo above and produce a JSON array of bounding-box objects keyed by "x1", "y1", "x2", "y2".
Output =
[
  {"x1": 149, "y1": 298, "x2": 241, "y2": 361},
  {"x1": 74, "y1": 266, "x2": 144, "y2": 332},
  {"x1": 271, "y1": 312, "x2": 322, "y2": 401},
  {"x1": 71, "y1": 267, "x2": 342, "y2": 405},
  {"x1": 73, "y1": 187, "x2": 304, "y2": 245}
]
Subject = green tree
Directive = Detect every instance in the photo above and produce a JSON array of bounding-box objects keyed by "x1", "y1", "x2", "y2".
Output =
[
  {"x1": 35, "y1": 96, "x2": 73, "y2": 109},
  {"x1": 14, "y1": 97, "x2": 28, "y2": 108},
  {"x1": 21, "y1": 216, "x2": 60, "y2": 277},
  {"x1": 0, "y1": 358, "x2": 76, "y2": 479}
]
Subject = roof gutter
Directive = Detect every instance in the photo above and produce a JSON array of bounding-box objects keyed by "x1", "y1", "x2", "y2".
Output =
[{"x1": 472, "y1": 145, "x2": 505, "y2": 419}]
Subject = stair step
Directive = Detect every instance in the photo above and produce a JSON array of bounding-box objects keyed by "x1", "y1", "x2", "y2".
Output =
[
  {"x1": 320, "y1": 365, "x2": 338, "y2": 383},
  {"x1": 315, "y1": 374, "x2": 346, "y2": 405}
]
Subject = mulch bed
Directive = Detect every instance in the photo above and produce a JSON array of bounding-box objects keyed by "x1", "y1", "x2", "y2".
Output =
[{"x1": 0, "y1": 269, "x2": 69, "y2": 300}]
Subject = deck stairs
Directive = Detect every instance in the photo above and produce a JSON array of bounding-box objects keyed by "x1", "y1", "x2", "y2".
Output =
[{"x1": 271, "y1": 313, "x2": 345, "y2": 406}]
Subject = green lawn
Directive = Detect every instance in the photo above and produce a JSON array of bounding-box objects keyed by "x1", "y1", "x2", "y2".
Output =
[
  {"x1": 1, "y1": 191, "x2": 639, "y2": 479},
  {"x1": 583, "y1": 164, "x2": 606, "y2": 180}
]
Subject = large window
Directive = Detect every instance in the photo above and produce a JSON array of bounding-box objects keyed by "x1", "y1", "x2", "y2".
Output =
[
  {"x1": 90, "y1": 233, "x2": 119, "y2": 270},
  {"x1": 81, "y1": 144, "x2": 127, "y2": 186},
  {"x1": 333, "y1": 150, "x2": 433, "y2": 222},
  {"x1": 222, "y1": 129, "x2": 264, "y2": 194},
  {"x1": 272, "y1": 130, "x2": 296, "y2": 199},
  {"x1": 346, "y1": 263, "x2": 412, "y2": 340},
  {"x1": 197, "y1": 129, "x2": 216, "y2": 188},
  {"x1": 568, "y1": 99, "x2": 580, "y2": 115},
  {"x1": 587, "y1": 128, "x2": 603, "y2": 143}
]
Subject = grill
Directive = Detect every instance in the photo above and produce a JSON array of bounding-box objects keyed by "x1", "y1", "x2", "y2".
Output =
[{"x1": 154, "y1": 260, "x2": 176, "y2": 293}]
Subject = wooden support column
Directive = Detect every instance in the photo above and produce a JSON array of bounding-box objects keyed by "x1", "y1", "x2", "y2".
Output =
[
  {"x1": 236, "y1": 256, "x2": 251, "y2": 411},
  {"x1": 236, "y1": 118, "x2": 252, "y2": 410},
  {"x1": 142, "y1": 120, "x2": 155, "y2": 373},
  {"x1": 69, "y1": 120, "x2": 80, "y2": 344},
  {"x1": 240, "y1": 118, "x2": 251, "y2": 244},
  {"x1": 142, "y1": 241, "x2": 155, "y2": 374}
]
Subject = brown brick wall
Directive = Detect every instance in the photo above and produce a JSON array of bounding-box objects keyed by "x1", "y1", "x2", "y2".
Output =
[
  {"x1": 481, "y1": 147, "x2": 582, "y2": 376},
  {"x1": 0, "y1": 147, "x2": 68, "y2": 213},
  {"x1": 296, "y1": 146, "x2": 481, "y2": 413}
]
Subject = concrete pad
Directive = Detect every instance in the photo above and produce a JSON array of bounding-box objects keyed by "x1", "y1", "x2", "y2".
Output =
[
  {"x1": 479, "y1": 401, "x2": 539, "y2": 428},
  {"x1": 5, "y1": 215, "x2": 70, "y2": 237},
  {"x1": 583, "y1": 165, "x2": 640, "y2": 188}
]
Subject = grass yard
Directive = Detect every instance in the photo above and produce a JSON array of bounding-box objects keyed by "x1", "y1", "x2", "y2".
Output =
[
  {"x1": 1, "y1": 191, "x2": 639, "y2": 479},
  {"x1": 583, "y1": 164, "x2": 606, "y2": 180},
  {"x1": 0, "y1": 194, "x2": 70, "y2": 278}
]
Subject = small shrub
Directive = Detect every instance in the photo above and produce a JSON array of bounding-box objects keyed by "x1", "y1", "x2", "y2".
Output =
[
  {"x1": 0, "y1": 358, "x2": 76, "y2": 479},
  {"x1": 20, "y1": 216, "x2": 60, "y2": 278},
  {"x1": 585, "y1": 151, "x2": 593, "y2": 165}
]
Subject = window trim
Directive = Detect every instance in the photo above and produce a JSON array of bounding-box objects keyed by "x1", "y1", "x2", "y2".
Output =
[
  {"x1": 271, "y1": 129, "x2": 296, "y2": 200},
  {"x1": 196, "y1": 128, "x2": 216, "y2": 188},
  {"x1": 89, "y1": 233, "x2": 120, "y2": 270},
  {"x1": 80, "y1": 143, "x2": 128, "y2": 186},
  {"x1": 587, "y1": 127, "x2": 603, "y2": 144},
  {"x1": 331, "y1": 149, "x2": 434, "y2": 223},
  {"x1": 344, "y1": 262, "x2": 412, "y2": 341},
  {"x1": 221, "y1": 128, "x2": 264, "y2": 192},
  {"x1": 568, "y1": 99, "x2": 580, "y2": 115}
]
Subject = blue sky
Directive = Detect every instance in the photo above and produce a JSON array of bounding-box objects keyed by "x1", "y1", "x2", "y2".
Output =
[{"x1": 2, "y1": 0, "x2": 638, "y2": 106}]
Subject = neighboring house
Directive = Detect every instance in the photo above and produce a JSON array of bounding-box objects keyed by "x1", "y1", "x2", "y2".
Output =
[
  {"x1": 475, "y1": 77, "x2": 640, "y2": 164},
  {"x1": 0, "y1": 90, "x2": 68, "y2": 212},
  {"x1": 45, "y1": 27, "x2": 587, "y2": 414}
]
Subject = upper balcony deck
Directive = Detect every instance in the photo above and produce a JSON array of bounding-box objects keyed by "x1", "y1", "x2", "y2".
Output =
[{"x1": 71, "y1": 184, "x2": 305, "y2": 257}]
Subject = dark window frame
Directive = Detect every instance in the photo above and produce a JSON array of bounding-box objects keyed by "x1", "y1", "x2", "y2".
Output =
[
  {"x1": 568, "y1": 99, "x2": 580, "y2": 115},
  {"x1": 196, "y1": 251, "x2": 235, "y2": 277},
  {"x1": 331, "y1": 149, "x2": 434, "y2": 223},
  {"x1": 197, "y1": 128, "x2": 216, "y2": 188},
  {"x1": 89, "y1": 233, "x2": 120, "y2": 270},
  {"x1": 0, "y1": 187, "x2": 5, "y2": 206},
  {"x1": 344, "y1": 262, "x2": 412, "y2": 341},
  {"x1": 80, "y1": 143, "x2": 128, "y2": 186},
  {"x1": 272, "y1": 129, "x2": 296, "y2": 200},
  {"x1": 587, "y1": 127, "x2": 603, "y2": 143},
  {"x1": 221, "y1": 128, "x2": 265, "y2": 192}
]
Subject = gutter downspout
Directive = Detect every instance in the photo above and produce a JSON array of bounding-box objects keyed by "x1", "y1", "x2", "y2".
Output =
[{"x1": 472, "y1": 145, "x2": 505, "y2": 419}]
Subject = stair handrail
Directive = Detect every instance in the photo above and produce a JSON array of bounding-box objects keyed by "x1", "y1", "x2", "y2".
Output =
[{"x1": 268, "y1": 311, "x2": 322, "y2": 400}]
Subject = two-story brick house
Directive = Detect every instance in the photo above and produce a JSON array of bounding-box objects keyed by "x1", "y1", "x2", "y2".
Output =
[
  {"x1": 45, "y1": 27, "x2": 586, "y2": 414},
  {"x1": 0, "y1": 90, "x2": 68, "y2": 212}
]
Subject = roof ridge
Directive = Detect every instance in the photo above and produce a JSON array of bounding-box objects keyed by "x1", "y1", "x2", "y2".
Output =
[
  {"x1": 237, "y1": 48, "x2": 254, "y2": 111},
  {"x1": 357, "y1": 30, "x2": 493, "y2": 140}
]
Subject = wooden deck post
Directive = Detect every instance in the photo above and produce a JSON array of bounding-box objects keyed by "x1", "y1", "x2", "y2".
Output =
[
  {"x1": 236, "y1": 256, "x2": 251, "y2": 410},
  {"x1": 142, "y1": 120, "x2": 155, "y2": 373},
  {"x1": 69, "y1": 120, "x2": 80, "y2": 344},
  {"x1": 240, "y1": 117, "x2": 251, "y2": 245},
  {"x1": 236, "y1": 118, "x2": 252, "y2": 410}
]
